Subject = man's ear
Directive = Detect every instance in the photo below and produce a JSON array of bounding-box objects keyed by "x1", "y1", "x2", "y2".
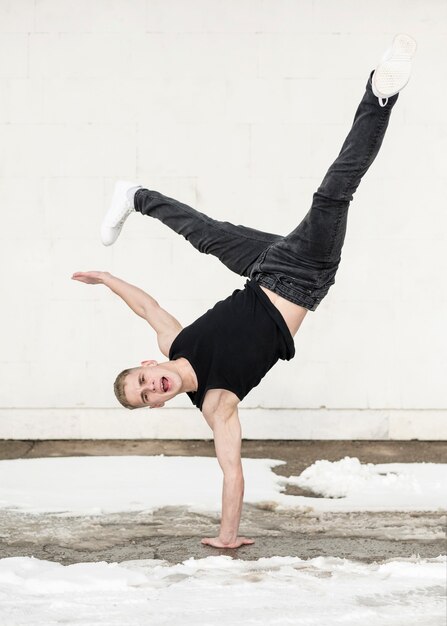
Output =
[
  {"x1": 141, "y1": 359, "x2": 158, "y2": 367},
  {"x1": 150, "y1": 402, "x2": 165, "y2": 409}
]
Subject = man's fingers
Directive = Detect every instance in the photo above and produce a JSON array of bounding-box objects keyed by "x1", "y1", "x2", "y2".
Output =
[
  {"x1": 72, "y1": 274, "x2": 90, "y2": 283},
  {"x1": 71, "y1": 272, "x2": 102, "y2": 284},
  {"x1": 201, "y1": 537, "x2": 255, "y2": 548}
]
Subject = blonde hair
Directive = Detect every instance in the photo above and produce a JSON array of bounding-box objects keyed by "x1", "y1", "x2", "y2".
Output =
[{"x1": 114, "y1": 368, "x2": 137, "y2": 410}]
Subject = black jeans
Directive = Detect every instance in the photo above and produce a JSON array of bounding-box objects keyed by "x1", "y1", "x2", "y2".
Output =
[{"x1": 134, "y1": 71, "x2": 398, "y2": 311}]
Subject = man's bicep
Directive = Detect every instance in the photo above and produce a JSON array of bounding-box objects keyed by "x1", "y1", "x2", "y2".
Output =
[
  {"x1": 157, "y1": 327, "x2": 182, "y2": 358},
  {"x1": 145, "y1": 304, "x2": 182, "y2": 352},
  {"x1": 145, "y1": 302, "x2": 181, "y2": 332}
]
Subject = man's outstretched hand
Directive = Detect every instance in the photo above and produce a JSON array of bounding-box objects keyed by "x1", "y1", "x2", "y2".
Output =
[
  {"x1": 201, "y1": 536, "x2": 255, "y2": 549},
  {"x1": 72, "y1": 271, "x2": 112, "y2": 285}
]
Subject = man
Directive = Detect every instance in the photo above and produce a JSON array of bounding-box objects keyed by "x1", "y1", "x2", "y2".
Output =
[{"x1": 73, "y1": 34, "x2": 417, "y2": 549}]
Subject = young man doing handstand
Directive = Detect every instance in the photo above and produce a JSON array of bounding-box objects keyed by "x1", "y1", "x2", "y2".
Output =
[{"x1": 73, "y1": 35, "x2": 417, "y2": 549}]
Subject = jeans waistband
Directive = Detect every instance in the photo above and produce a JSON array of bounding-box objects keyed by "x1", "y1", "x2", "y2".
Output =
[{"x1": 254, "y1": 273, "x2": 320, "y2": 312}]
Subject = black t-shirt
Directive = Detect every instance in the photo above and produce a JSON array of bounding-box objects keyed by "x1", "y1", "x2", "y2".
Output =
[{"x1": 169, "y1": 279, "x2": 295, "y2": 411}]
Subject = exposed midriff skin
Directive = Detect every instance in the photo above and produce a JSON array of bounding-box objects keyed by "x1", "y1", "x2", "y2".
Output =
[{"x1": 259, "y1": 285, "x2": 308, "y2": 337}]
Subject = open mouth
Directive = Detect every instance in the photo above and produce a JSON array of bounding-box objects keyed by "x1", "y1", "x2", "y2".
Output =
[{"x1": 161, "y1": 377, "x2": 170, "y2": 393}]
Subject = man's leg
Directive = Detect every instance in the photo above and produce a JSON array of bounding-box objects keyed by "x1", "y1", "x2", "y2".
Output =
[
  {"x1": 251, "y1": 70, "x2": 400, "y2": 310},
  {"x1": 134, "y1": 189, "x2": 282, "y2": 277},
  {"x1": 253, "y1": 34, "x2": 417, "y2": 309}
]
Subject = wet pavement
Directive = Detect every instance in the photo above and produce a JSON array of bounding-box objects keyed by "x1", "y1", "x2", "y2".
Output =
[{"x1": 0, "y1": 440, "x2": 445, "y2": 564}]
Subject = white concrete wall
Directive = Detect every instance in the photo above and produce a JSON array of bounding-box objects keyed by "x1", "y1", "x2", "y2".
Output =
[{"x1": 0, "y1": 0, "x2": 446, "y2": 440}]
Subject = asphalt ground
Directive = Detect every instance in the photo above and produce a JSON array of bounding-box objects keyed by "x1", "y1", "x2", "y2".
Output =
[{"x1": 0, "y1": 440, "x2": 445, "y2": 565}]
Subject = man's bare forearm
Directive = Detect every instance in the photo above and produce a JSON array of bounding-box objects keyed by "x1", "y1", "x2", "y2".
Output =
[
  {"x1": 103, "y1": 274, "x2": 159, "y2": 322},
  {"x1": 219, "y1": 472, "x2": 244, "y2": 543}
]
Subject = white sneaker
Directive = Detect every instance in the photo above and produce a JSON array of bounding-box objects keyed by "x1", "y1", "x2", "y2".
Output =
[
  {"x1": 372, "y1": 33, "x2": 417, "y2": 107},
  {"x1": 100, "y1": 180, "x2": 141, "y2": 246}
]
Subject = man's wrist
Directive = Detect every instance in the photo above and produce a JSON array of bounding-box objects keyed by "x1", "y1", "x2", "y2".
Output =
[
  {"x1": 101, "y1": 272, "x2": 114, "y2": 286},
  {"x1": 218, "y1": 532, "x2": 237, "y2": 545}
]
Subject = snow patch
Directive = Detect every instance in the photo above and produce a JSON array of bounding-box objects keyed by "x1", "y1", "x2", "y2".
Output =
[
  {"x1": 285, "y1": 456, "x2": 447, "y2": 511},
  {"x1": 0, "y1": 555, "x2": 444, "y2": 625}
]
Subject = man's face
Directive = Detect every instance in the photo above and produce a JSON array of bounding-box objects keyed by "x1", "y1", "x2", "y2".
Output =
[{"x1": 124, "y1": 360, "x2": 182, "y2": 409}]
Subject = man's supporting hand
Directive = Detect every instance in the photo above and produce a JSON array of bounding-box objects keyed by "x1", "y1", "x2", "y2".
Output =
[{"x1": 201, "y1": 536, "x2": 255, "y2": 549}]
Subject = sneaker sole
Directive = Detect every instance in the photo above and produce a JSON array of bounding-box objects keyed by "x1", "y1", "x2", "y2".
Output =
[
  {"x1": 373, "y1": 33, "x2": 417, "y2": 98},
  {"x1": 100, "y1": 181, "x2": 136, "y2": 246}
]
